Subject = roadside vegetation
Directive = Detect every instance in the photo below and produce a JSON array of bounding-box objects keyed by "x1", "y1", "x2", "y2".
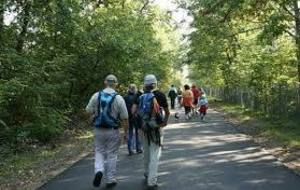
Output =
[
  {"x1": 210, "y1": 97, "x2": 300, "y2": 148},
  {"x1": 0, "y1": 1, "x2": 181, "y2": 188}
]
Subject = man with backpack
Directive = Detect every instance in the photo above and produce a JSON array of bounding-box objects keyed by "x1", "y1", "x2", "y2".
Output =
[
  {"x1": 134, "y1": 74, "x2": 170, "y2": 190},
  {"x1": 124, "y1": 84, "x2": 143, "y2": 155},
  {"x1": 168, "y1": 84, "x2": 178, "y2": 109},
  {"x1": 85, "y1": 74, "x2": 128, "y2": 188}
]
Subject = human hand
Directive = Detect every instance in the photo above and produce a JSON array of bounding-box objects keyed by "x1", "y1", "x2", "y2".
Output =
[
  {"x1": 159, "y1": 121, "x2": 168, "y2": 128},
  {"x1": 123, "y1": 134, "x2": 128, "y2": 143}
]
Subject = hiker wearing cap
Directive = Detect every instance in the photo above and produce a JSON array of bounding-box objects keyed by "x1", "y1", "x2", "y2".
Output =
[
  {"x1": 85, "y1": 74, "x2": 129, "y2": 188},
  {"x1": 124, "y1": 84, "x2": 143, "y2": 155},
  {"x1": 133, "y1": 74, "x2": 170, "y2": 190}
]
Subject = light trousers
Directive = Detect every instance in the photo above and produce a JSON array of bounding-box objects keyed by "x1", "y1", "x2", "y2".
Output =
[
  {"x1": 143, "y1": 134, "x2": 163, "y2": 186},
  {"x1": 94, "y1": 128, "x2": 121, "y2": 183}
]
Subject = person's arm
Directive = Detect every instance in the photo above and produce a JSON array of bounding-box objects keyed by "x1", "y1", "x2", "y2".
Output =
[
  {"x1": 190, "y1": 91, "x2": 194, "y2": 107},
  {"x1": 131, "y1": 104, "x2": 137, "y2": 116},
  {"x1": 84, "y1": 92, "x2": 98, "y2": 122},
  {"x1": 131, "y1": 94, "x2": 140, "y2": 117},
  {"x1": 117, "y1": 96, "x2": 129, "y2": 139},
  {"x1": 120, "y1": 119, "x2": 129, "y2": 139},
  {"x1": 159, "y1": 92, "x2": 170, "y2": 127},
  {"x1": 162, "y1": 106, "x2": 170, "y2": 127}
]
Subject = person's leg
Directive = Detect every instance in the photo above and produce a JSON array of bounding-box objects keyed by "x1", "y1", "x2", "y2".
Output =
[
  {"x1": 93, "y1": 128, "x2": 106, "y2": 187},
  {"x1": 147, "y1": 141, "x2": 162, "y2": 186},
  {"x1": 134, "y1": 123, "x2": 142, "y2": 152},
  {"x1": 94, "y1": 129, "x2": 105, "y2": 174},
  {"x1": 187, "y1": 106, "x2": 192, "y2": 119},
  {"x1": 127, "y1": 122, "x2": 134, "y2": 155},
  {"x1": 203, "y1": 110, "x2": 207, "y2": 120},
  {"x1": 171, "y1": 98, "x2": 175, "y2": 109},
  {"x1": 106, "y1": 129, "x2": 121, "y2": 184},
  {"x1": 184, "y1": 106, "x2": 189, "y2": 119},
  {"x1": 143, "y1": 133, "x2": 150, "y2": 178}
]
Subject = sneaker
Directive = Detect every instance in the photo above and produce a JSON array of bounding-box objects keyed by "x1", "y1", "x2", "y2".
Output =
[
  {"x1": 144, "y1": 173, "x2": 148, "y2": 179},
  {"x1": 143, "y1": 173, "x2": 148, "y2": 184},
  {"x1": 93, "y1": 171, "x2": 103, "y2": 187},
  {"x1": 106, "y1": 181, "x2": 118, "y2": 188},
  {"x1": 147, "y1": 184, "x2": 158, "y2": 190},
  {"x1": 128, "y1": 151, "x2": 134, "y2": 156},
  {"x1": 137, "y1": 149, "x2": 143, "y2": 154}
]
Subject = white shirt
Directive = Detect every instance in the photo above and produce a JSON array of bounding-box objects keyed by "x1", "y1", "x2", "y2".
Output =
[{"x1": 168, "y1": 87, "x2": 178, "y2": 94}]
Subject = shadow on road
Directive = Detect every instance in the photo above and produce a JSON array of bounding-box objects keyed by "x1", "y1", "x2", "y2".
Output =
[{"x1": 38, "y1": 110, "x2": 300, "y2": 190}]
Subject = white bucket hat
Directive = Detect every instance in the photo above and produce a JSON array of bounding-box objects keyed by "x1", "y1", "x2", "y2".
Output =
[
  {"x1": 105, "y1": 74, "x2": 118, "y2": 84},
  {"x1": 144, "y1": 74, "x2": 157, "y2": 85}
]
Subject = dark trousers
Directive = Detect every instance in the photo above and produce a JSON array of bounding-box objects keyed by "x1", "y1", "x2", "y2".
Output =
[
  {"x1": 170, "y1": 98, "x2": 176, "y2": 109},
  {"x1": 127, "y1": 120, "x2": 141, "y2": 153},
  {"x1": 184, "y1": 106, "x2": 192, "y2": 115}
]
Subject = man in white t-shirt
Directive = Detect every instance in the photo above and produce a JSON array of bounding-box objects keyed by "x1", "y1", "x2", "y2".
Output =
[{"x1": 85, "y1": 74, "x2": 128, "y2": 188}]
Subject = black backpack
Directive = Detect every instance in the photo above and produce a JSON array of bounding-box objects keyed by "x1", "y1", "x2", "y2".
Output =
[
  {"x1": 124, "y1": 93, "x2": 137, "y2": 118},
  {"x1": 168, "y1": 90, "x2": 177, "y2": 98}
]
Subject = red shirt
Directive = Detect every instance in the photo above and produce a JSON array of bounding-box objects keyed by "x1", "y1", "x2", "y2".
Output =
[{"x1": 191, "y1": 87, "x2": 200, "y2": 99}]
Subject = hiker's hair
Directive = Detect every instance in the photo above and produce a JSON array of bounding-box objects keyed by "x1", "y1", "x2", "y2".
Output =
[
  {"x1": 145, "y1": 84, "x2": 155, "y2": 92},
  {"x1": 184, "y1": 84, "x2": 190, "y2": 90}
]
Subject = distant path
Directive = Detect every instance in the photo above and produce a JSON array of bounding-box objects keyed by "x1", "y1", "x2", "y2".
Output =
[{"x1": 39, "y1": 109, "x2": 300, "y2": 190}]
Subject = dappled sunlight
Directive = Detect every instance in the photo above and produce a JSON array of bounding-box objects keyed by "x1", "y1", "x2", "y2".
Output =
[
  {"x1": 75, "y1": 133, "x2": 93, "y2": 140},
  {"x1": 39, "y1": 110, "x2": 300, "y2": 190}
]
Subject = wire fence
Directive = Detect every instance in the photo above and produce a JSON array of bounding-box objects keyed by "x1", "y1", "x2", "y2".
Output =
[{"x1": 204, "y1": 85, "x2": 300, "y2": 118}]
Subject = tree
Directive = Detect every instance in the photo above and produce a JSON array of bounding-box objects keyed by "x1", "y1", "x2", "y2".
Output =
[
  {"x1": 187, "y1": 0, "x2": 299, "y2": 117},
  {"x1": 0, "y1": 0, "x2": 181, "y2": 146}
]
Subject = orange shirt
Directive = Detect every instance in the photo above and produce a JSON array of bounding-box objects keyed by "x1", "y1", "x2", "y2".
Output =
[{"x1": 182, "y1": 90, "x2": 194, "y2": 107}]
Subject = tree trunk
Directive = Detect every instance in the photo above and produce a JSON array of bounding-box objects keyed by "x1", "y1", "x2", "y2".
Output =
[
  {"x1": 294, "y1": 0, "x2": 300, "y2": 105},
  {"x1": 16, "y1": 1, "x2": 30, "y2": 53},
  {"x1": 0, "y1": 0, "x2": 5, "y2": 48}
]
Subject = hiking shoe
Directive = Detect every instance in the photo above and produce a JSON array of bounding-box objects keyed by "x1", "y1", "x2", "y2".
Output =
[
  {"x1": 128, "y1": 151, "x2": 134, "y2": 156},
  {"x1": 137, "y1": 149, "x2": 143, "y2": 154},
  {"x1": 147, "y1": 184, "x2": 158, "y2": 190},
  {"x1": 143, "y1": 173, "x2": 148, "y2": 184},
  {"x1": 106, "y1": 181, "x2": 118, "y2": 188},
  {"x1": 93, "y1": 171, "x2": 103, "y2": 187},
  {"x1": 144, "y1": 173, "x2": 148, "y2": 179}
]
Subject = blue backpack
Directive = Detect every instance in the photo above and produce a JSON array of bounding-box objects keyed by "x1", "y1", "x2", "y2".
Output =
[
  {"x1": 138, "y1": 92, "x2": 164, "y2": 130},
  {"x1": 138, "y1": 93, "x2": 155, "y2": 119},
  {"x1": 94, "y1": 91, "x2": 119, "y2": 128}
]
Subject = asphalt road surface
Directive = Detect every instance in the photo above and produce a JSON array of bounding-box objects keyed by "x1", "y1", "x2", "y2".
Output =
[{"x1": 39, "y1": 109, "x2": 300, "y2": 190}]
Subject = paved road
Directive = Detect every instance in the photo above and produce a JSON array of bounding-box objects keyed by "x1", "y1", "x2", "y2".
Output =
[{"x1": 39, "y1": 110, "x2": 300, "y2": 190}]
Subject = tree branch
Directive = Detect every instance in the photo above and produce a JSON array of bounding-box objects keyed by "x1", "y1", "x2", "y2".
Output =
[
  {"x1": 284, "y1": 28, "x2": 296, "y2": 38},
  {"x1": 140, "y1": 0, "x2": 150, "y2": 13},
  {"x1": 16, "y1": 1, "x2": 31, "y2": 53},
  {"x1": 282, "y1": 5, "x2": 295, "y2": 18}
]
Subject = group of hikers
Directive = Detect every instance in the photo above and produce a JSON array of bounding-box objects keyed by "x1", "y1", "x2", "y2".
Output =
[
  {"x1": 85, "y1": 74, "x2": 208, "y2": 190},
  {"x1": 168, "y1": 84, "x2": 208, "y2": 121}
]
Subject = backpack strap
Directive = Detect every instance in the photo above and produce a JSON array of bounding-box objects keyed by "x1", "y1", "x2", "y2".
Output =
[
  {"x1": 97, "y1": 90, "x2": 102, "y2": 118},
  {"x1": 106, "y1": 93, "x2": 118, "y2": 123},
  {"x1": 95, "y1": 91, "x2": 119, "y2": 128}
]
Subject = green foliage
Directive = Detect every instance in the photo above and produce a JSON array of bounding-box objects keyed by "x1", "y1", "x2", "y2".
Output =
[
  {"x1": 0, "y1": 0, "x2": 180, "y2": 146},
  {"x1": 187, "y1": 0, "x2": 299, "y2": 118}
]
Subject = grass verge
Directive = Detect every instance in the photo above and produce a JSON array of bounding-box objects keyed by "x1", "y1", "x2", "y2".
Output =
[
  {"x1": 210, "y1": 98, "x2": 300, "y2": 149},
  {"x1": 0, "y1": 129, "x2": 93, "y2": 190}
]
